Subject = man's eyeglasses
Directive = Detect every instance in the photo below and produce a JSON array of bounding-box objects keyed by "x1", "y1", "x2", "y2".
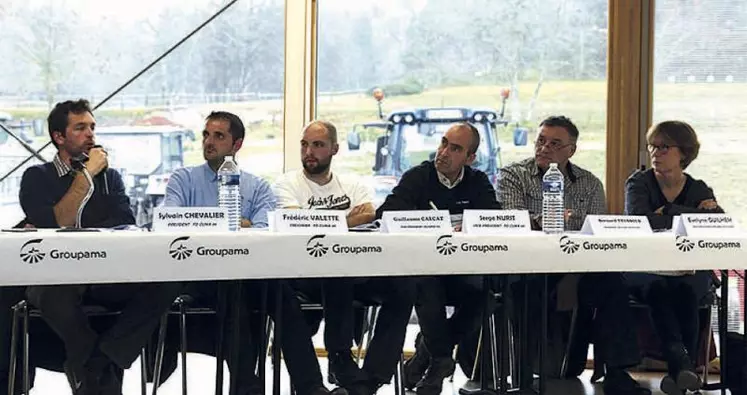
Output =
[
  {"x1": 535, "y1": 138, "x2": 574, "y2": 152},
  {"x1": 647, "y1": 144, "x2": 676, "y2": 153}
]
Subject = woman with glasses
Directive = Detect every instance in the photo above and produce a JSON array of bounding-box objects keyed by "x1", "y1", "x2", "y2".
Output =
[{"x1": 624, "y1": 120, "x2": 722, "y2": 395}]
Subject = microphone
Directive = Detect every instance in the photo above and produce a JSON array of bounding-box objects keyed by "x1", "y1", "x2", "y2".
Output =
[{"x1": 70, "y1": 145, "x2": 109, "y2": 195}]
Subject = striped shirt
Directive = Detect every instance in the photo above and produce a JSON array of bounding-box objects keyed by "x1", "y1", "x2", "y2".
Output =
[
  {"x1": 496, "y1": 157, "x2": 606, "y2": 231},
  {"x1": 52, "y1": 154, "x2": 73, "y2": 177},
  {"x1": 436, "y1": 167, "x2": 464, "y2": 189}
]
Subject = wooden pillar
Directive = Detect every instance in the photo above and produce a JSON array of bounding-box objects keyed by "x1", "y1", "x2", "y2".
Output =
[
  {"x1": 606, "y1": 0, "x2": 654, "y2": 213},
  {"x1": 283, "y1": 0, "x2": 317, "y2": 172}
]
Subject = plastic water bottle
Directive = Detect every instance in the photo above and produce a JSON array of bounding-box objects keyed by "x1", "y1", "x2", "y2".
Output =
[
  {"x1": 542, "y1": 163, "x2": 564, "y2": 234},
  {"x1": 218, "y1": 156, "x2": 241, "y2": 231}
]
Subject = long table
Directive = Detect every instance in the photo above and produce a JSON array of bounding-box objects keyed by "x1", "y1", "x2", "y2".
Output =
[
  {"x1": 0, "y1": 230, "x2": 745, "y2": 286},
  {"x1": 1, "y1": 229, "x2": 745, "y2": 394}
]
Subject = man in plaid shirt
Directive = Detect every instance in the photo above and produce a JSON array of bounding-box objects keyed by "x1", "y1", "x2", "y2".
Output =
[
  {"x1": 496, "y1": 116, "x2": 650, "y2": 395},
  {"x1": 497, "y1": 117, "x2": 606, "y2": 230}
]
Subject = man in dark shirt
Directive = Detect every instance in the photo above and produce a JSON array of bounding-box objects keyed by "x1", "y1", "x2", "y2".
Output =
[
  {"x1": 18, "y1": 99, "x2": 181, "y2": 395},
  {"x1": 376, "y1": 123, "x2": 500, "y2": 395}
]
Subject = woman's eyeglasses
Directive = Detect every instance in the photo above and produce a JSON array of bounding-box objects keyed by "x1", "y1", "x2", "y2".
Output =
[{"x1": 647, "y1": 144, "x2": 676, "y2": 153}]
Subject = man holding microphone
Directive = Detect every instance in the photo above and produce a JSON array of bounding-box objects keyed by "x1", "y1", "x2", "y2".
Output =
[{"x1": 15, "y1": 99, "x2": 181, "y2": 395}]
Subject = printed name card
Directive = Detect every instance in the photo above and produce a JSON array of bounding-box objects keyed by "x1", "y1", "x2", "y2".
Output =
[
  {"x1": 462, "y1": 210, "x2": 531, "y2": 234},
  {"x1": 273, "y1": 209, "x2": 348, "y2": 234},
  {"x1": 153, "y1": 207, "x2": 228, "y2": 232},
  {"x1": 675, "y1": 214, "x2": 740, "y2": 237},
  {"x1": 580, "y1": 215, "x2": 652, "y2": 235},
  {"x1": 380, "y1": 210, "x2": 452, "y2": 233}
]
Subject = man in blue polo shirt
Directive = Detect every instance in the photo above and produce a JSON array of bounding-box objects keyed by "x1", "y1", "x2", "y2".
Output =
[{"x1": 163, "y1": 111, "x2": 343, "y2": 395}]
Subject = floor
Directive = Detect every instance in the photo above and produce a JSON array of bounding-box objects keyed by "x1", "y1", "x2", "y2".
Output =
[
  {"x1": 25, "y1": 356, "x2": 730, "y2": 395},
  {"x1": 23, "y1": 321, "x2": 733, "y2": 395}
]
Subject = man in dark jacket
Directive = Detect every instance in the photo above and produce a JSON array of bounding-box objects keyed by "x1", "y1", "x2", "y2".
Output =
[
  {"x1": 376, "y1": 122, "x2": 500, "y2": 395},
  {"x1": 18, "y1": 99, "x2": 181, "y2": 395}
]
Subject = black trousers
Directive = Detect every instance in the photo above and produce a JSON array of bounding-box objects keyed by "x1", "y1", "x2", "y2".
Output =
[
  {"x1": 26, "y1": 282, "x2": 182, "y2": 370},
  {"x1": 183, "y1": 280, "x2": 323, "y2": 394},
  {"x1": 414, "y1": 276, "x2": 485, "y2": 358},
  {"x1": 626, "y1": 271, "x2": 712, "y2": 370},
  {"x1": 323, "y1": 277, "x2": 415, "y2": 385}
]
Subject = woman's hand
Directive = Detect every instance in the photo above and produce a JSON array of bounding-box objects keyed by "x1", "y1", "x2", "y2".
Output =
[{"x1": 698, "y1": 199, "x2": 718, "y2": 210}]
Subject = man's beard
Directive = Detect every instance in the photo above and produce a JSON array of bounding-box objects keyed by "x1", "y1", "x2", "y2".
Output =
[{"x1": 303, "y1": 157, "x2": 331, "y2": 175}]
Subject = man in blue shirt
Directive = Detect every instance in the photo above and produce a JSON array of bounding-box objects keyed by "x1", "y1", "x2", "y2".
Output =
[
  {"x1": 163, "y1": 112, "x2": 274, "y2": 226},
  {"x1": 163, "y1": 111, "x2": 343, "y2": 395}
]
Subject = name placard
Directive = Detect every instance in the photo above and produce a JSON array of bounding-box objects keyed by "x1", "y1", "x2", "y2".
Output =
[
  {"x1": 380, "y1": 210, "x2": 452, "y2": 233},
  {"x1": 675, "y1": 214, "x2": 739, "y2": 236},
  {"x1": 153, "y1": 207, "x2": 228, "y2": 232},
  {"x1": 580, "y1": 215, "x2": 652, "y2": 235},
  {"x1": 462, "y1": 210, "x2": 531, "y2": 234},
  {"x1": 273, "y1": 209, "x2": 348, "y2": 234}
]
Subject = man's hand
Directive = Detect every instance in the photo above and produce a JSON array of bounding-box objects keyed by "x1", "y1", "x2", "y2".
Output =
[
  {"x1": 347, "y1": 204, "x2": 365, "y2": 217},
  {"x1": 453, "y1": 224, "x2": 462, "y2": 232},
  {"x1": 24, "y1": 223, "x2": 35, "y2": 229},
  {"x1": 654, "y1": 206, "x2": 665, "y2": 215},
  {"x1": 241, "y1": 218, "x2": 252, "y2": 228},
  {"x1": 86, "y1": 147, "x2": 108, "y2": 176},
  {"x1": 698, "y1": 199, "x2": 718, "y2": 210},
  {"x1": 346, "y1": 203, "x2": 375, "y2": 228}
]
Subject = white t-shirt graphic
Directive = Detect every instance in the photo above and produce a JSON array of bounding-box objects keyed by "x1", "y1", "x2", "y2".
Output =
[{"x1": 272, "y1": 169, "x2": 373, "y2": 213}]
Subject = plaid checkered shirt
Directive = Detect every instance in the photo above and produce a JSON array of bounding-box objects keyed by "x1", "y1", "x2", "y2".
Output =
[{"x1": 496, "y1": 157, "x2": 607, "y2": 231}]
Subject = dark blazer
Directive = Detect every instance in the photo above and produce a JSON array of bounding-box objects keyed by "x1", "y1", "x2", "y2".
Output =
[{"x1": 624, "y1": 168, "x2": 723, "y2": 230}]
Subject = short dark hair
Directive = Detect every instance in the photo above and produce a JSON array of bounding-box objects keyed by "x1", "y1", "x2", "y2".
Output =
[
  {"x1": 647, "y1": 120, "x2": 700, "y2": 169},
  {"x1": 457, "y1": 122, "x2": 480, "y2": 155},
  {"x1": 305, "y1": 120, "x2": 338, "y2": 144},
  {"x1": 206, "y1": 111, "x2": 245, "y2": 142},
  {"x1": 47, "y1": 99, "x2": 93, "y2": 148},
  {"x1": 539, "y1": 115, "x2": 579, "y2": 142}
]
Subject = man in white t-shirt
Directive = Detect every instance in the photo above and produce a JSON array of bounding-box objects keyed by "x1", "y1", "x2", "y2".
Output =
[
  {"x1": 273, "y1": 123, "x2": 375, "y2": 226},
  {"x1": 273, "y1": 120, "x2": 415, "y2": 395}
]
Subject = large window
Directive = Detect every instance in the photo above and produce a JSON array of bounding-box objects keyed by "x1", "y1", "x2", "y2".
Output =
[
  {"x1": 316, "y1": 0, "x2": 608, "y2": 205},
  {"x1": 654, "y1": 0, "x2": 747, "y2": 226},
  {"x1": 0, "y1": 0, "x2": 284, "y2": 227},
  {"x1": 653, "y1": 0, "x2": 747, "y2": 333}
]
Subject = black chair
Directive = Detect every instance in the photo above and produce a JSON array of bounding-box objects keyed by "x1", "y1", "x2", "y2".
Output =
[
  {"x1": 146, "y1": 282, "x2": 269, "y2": 395},
  {"x1": 353, "y1": 301, "x2": 407, "y2": 395},
  {"x1": 7, "y1": 299, "x2": 159, "y2": 395},
  {"x1": 458, "y1": 289, "x2": 518, "y2": 395},
  {"x1": 146, "y1": 294, "x2": 216, "y2": 395},
  {"x1": 560, "y1": 278, "x2": 721, "y2": 385},
  {"x1": 8, "y1": 292, "x2": 234, "y2": 395}
]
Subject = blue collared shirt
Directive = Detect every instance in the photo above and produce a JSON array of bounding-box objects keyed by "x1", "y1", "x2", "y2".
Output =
[{"x1": 163, "y1": 163, "x2": 276, "y2": 228}]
